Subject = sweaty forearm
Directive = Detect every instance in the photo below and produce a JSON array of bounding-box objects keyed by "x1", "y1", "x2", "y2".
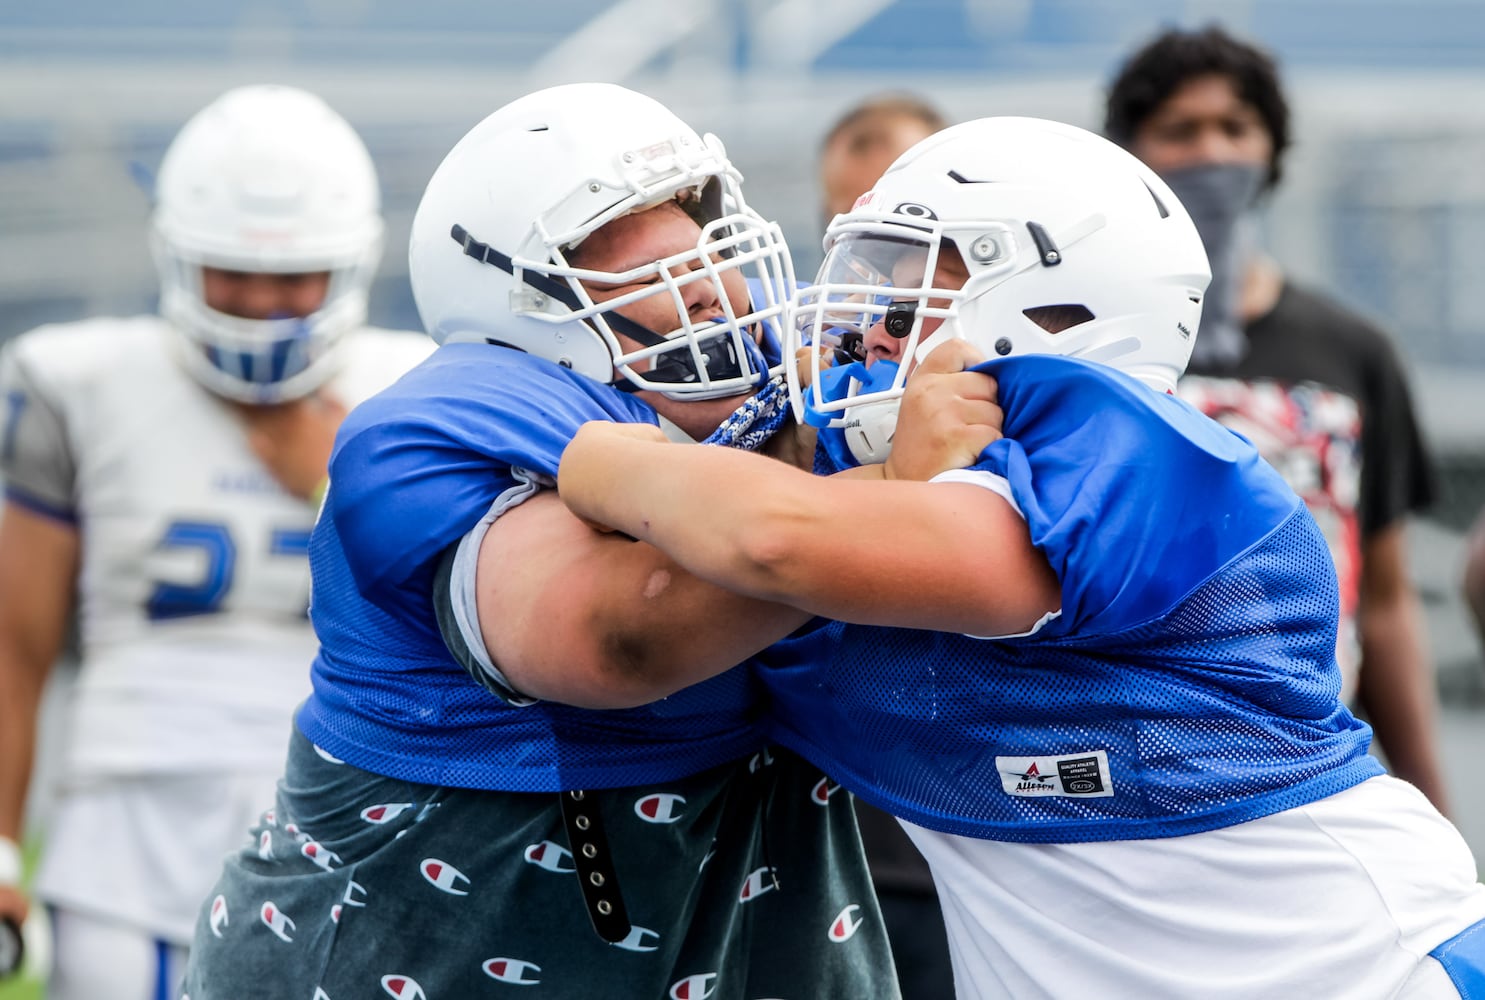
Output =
[
  {"x1": 561, "y1": 428, "x2": 827, "y2": 603},
  {"x1": 476, "y1": 488, "x2": 811, "y2": 710}
]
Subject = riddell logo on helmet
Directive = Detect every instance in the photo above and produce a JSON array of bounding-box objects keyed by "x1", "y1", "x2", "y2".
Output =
[{"x1": 1177, "y1": 322, "x2": 1192, "y2": 339}]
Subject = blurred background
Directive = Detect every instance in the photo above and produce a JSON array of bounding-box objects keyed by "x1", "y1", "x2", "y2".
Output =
[{"x1": 1, "y1": 0, "x2": 1483, "y2": 978}]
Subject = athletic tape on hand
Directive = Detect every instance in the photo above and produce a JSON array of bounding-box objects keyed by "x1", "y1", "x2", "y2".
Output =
[{"x1": 0, "y1": 838, "x2": 20, "y2": 887}]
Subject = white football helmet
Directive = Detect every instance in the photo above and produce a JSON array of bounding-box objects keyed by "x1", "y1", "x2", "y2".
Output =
[
  {"x1": 408, "y1": 82, "x2": 794, "y2": 400},
  {"x1": 792, "y1": 116, "x2": 1211, "y2": 462},
  {"x1": 151, "y1": 85, "x2": 384, "y2": 404}
]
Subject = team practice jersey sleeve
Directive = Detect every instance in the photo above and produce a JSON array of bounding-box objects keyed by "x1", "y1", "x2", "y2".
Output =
[
  {"x1": 968, "y1": 355, "x2": 1303, "y2": 639},
  {"x1": 0, "y1": 329, "x2": 80, "y2": 517},
  {"x1": 325, "y1": 343, "x2": 659, "y2": 604}
]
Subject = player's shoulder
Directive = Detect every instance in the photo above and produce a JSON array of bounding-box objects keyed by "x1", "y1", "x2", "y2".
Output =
[
  {"x1": 3, "y1": 314, "x2": 173, "y2": 386},
  {"x1": 7, "y1": 313, "x2": 168, "y2": 359},
  {"x1": 330, "y1": 326, "x2": 438, "y2": 406},
  {"x1": 336, "y1": 342, "x2": 655, "y2": 465}
]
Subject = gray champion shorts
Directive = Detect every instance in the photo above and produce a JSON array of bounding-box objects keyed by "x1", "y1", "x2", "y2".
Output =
[{"x1": 182, "y1": 728, "x2": 900, "y2": 1000}]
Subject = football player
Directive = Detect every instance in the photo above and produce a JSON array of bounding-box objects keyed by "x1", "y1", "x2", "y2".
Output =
[
  {"x1": 559, "y1": 117, "x2": 1485, "y2": 998},
  {"x1": 181, "y1": 83, "x2": 903, "y2": 998},
  {"x1": 0, "y1": 85, "x2": 431, "y2": 998}
]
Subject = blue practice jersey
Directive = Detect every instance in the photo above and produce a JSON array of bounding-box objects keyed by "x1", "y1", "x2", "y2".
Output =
[
  {"x1": 766, "y1": 355, "x2": 1380, "y2": 843},
  {"x1": 296, "y1": 344, "x2": 770, "y2": 791}
]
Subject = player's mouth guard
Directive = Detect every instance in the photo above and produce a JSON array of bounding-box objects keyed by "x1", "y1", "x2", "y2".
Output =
[
  {"x1": 801, "y1": 359, "x2": 902, "y2": 428},
  {"x1": 643, "y1": 317, "x2": 761, "y2": 389}
]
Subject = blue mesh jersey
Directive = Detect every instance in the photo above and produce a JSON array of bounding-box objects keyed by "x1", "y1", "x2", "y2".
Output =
[
  {"x1": 296, "y1": 343, "x2": 774, "y2": 791},
  {"x1": 765, "y1": 354, "x2": 1382, "y2": 844}
]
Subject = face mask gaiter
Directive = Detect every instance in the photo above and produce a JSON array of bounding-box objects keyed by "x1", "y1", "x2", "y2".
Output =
[{"x1": 1161, "y1": 162, "x2": 1267, "y2": 369}]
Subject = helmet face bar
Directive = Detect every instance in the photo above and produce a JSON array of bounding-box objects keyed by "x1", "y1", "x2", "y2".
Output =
[
  {"x1": 788, "y1": 116, "x2": 1211, "y2": 460},
  {"x1": 409, "y1": 83, "x2": 796, "y2": 401},
  {"x1": 152, "y1": 85, "x2": 384, "y2": 404}
]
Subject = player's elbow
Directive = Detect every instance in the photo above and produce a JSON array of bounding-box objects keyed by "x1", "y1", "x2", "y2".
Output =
[{"x1": 507, "y1": 629, "x2": 694, "y2": 710}]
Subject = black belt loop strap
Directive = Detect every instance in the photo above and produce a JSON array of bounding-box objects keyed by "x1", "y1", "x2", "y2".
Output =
[{"x1": 558, "y1": 790, "x2": 632, "y2": 943}]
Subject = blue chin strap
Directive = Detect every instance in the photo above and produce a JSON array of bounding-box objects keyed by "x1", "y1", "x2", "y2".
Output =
[{"x1": 801, "y1": 359, "x2": 901, "y2": 428}]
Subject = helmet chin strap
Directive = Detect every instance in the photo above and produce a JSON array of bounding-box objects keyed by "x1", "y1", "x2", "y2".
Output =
[
  {"x1": 841, "y1": 398, "x2": 900, "y2": 465},
  {"x1": 912, "y1": 323, "x2": 961, "y2": 368}
]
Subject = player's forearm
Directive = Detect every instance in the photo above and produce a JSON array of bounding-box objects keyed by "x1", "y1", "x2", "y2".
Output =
[
  {"x1": 561, "y1": 430, "x2": 836, "y2": 604},
  {"x1": 477, "y1": 489, "x2": 811, "y2": 710},
  {"x1": 0, "y1": 653, "x2": 47, "y2": 843}
]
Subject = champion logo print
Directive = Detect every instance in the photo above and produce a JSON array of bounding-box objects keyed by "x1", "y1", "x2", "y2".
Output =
[
  {"x1": 301, "y1": 841, "x2": 341, "y2": 871},
  {"x1": 611, "y1": 925, "x2": 661, "y2": 953},
  {"x1": 524, "y1": 839, "x2": 577, "y2": 873},
  {"x1": 343, "y1": 880, "x2": 368, "y2": 907},
  {"x1": 380, "y1": 975, "x2": 426, "y2": 999},
  {"x1": 811, "y1": 777, "x2": 842, "y2": 805},
  {"x1": 738, "y1": 866, "x2": 779, "y2": 902},
  {"x1": 312, "y1": 744, "x2": 345, "y2": 764},
  {"x1": 208, "y1": 894, "x2": 228, "y2": 938},
  {"x1": 257, "y1": 830, "x2": 273, "y2": 860},
  {"x1": 829, "y1": 904, "x2": 864, "y2": 942},
  {"x1": 635, "y1": 793, "x2": 687, "y2": 823},
  {"x1": 420, "y1": 858, "x2": 471, "y2": 895},
  {"x1": 483, "y1": 958, "x2": 542, "y2": 985},
  {"x1": 669, "y1": 973, "x2": 718, "y2": 999},
  {"x1": 360, "y1": 803, "x2": 415, "y2": 824},
  {"x1": 260, "y1": 901, "x2": 295, "y2": 942}
]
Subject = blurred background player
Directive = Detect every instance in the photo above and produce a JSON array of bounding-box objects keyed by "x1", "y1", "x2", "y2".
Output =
[
  {"x1": 819, "y1": 93, "x2": 948, "y2": 226},
  {"x1": 0, "y1": 84, "x2": 430, "y2": 999},
  {"x1": 1104, "y1": 26, "x2": 1450, "y2": 814},
  {"x1": 817, "y1": 90, "x2": 955, "y2": 1000}
]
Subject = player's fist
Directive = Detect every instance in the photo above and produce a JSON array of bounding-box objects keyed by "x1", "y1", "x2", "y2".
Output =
[{"x1": 885, "y1": 339, "x2": 1002, "y2": 482}]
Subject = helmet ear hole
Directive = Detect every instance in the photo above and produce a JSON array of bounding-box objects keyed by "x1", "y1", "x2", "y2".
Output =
[{"x1": 1022, "y1": 304, "x2": 1095, "y2": 334}]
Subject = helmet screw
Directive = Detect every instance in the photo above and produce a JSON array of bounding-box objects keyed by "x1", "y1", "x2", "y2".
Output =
[
  {"x1": 969, "y1": 236, "x2": 1000, "y2": 263},
  {"x1": 622, "y1": 152, "x2": 634, "y2": 163},
  {"x1": 588, "y1": 182, "x2": 601, "y2": 193},
  {"x1": 532, "y1": 293, "x2": 547, "y2": 309},
  {"x1": 1043, "y1": 250, "x2": 1061, "y2": 263},
  {"x1": 557, "y1": 357, "x2": 574, "y2": 369},
  {"x1": 994, "y1": 337, "x2": 1013, "y2": 356}
]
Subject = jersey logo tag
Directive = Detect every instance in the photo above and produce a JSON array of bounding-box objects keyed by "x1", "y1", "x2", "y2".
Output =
[{"x1": 995, "y1": 750, "x2": 1114, "y2": 798}]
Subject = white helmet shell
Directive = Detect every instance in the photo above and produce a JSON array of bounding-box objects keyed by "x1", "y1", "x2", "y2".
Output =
[
  {"x1": 791, "y1": 116, "x2": 1211, "y2": 460},
  {"x1": 152, "y1": 85, "x2": 384, "y2": 403},
  {"x1": 408, "y1": 82, "x2": 794, "y2": 400}
]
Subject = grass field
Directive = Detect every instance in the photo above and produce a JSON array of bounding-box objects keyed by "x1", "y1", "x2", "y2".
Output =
[{"x1": 0, "y1": 971, "x2": 41, "y2": 1000}]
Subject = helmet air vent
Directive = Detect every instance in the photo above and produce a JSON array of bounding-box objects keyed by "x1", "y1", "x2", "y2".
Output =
[{"x1": 1023, "y1": 304, "x2": 1095, "y2": 334}]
